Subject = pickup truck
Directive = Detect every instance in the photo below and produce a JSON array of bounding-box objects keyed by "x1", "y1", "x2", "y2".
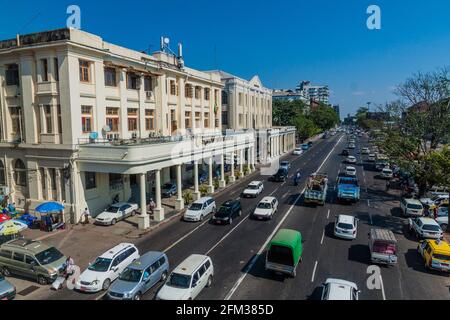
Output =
[
  {"x1": 304, "y1": 173, "x2": 328, "y2": 206},
  {"x1": 337, "y1": 176, "x2": 360, "y2": 203},
  {"x1": 369, "y1": 228, "x2": 398, "y2": 266}
]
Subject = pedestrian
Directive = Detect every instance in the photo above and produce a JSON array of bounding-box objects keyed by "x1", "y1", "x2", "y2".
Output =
[
  {"x1": 386, "y1": 180, "x2": 391, "y2": 191},
  {"x1": 148, "y1": 199, "x2": 156, "y2": 215},
  {"x1": 64, "y1": 256, "x2": 75, "y2": 277},
  {"x1": 82, "y1": 207, "x2": 91, "y2": 224}
]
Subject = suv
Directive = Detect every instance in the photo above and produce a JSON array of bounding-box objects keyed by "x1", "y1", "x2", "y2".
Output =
[
  {"x1": 184, "y1": 197, "x2": 216, "y2": 222},
  {"x1": 401, "y1": 198, "x2": 424, "y2": 217},
  {"x1": 107, "y1": 251, "x2": 169, "y2": 300},
  {"x1": 157, "y1": 254, "x2": 214, "y2": 300},
  {"x1": 269, "y1": 168, "x2": 288, "y2": 182},
  {"x1": 242, "y1": 181, "x2": 264, "y2": 198},
  {"x1": 76, "y1": 243, "x2": 140, "y2": 292},
  {"x1": 211, "y1": 200, "x2": 242, "y2": 225},
  {"x1": 321, "y1": 278, "x2": 360, "y2": 300},
  {"x1": 95, "y1": 203, "x2": 139, "y2": 226},
  {"x1": 408, "y1": 217, "x2": 443, "y2": 240},
  {"x1": 253, "y1": 197, "x2": 278, "y2": 220},
  {"x1": 0, "y1": 239, "x2": 67, "y2": 285}
]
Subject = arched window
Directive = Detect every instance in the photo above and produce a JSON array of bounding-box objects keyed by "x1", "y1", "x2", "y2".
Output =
[
  {"x1": 0, "y1": 161, "x2": 5, "y2": 185},
  {"x1": 14, "y1": 159, "x2": 27, "y2": 187}
]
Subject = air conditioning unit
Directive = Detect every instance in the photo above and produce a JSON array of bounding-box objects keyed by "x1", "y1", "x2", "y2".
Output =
[
  {"x1": 146, "y1": 91, "x2": 153, "y2": 99},
  {"x1": 0, "y1": 186, "x2": 10, "y2": 196}
]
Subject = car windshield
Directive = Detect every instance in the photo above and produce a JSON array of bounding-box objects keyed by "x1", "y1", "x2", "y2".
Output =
[
  {"x1": 257, "y1": 203, "x2": 272, "y2": 209},
  {"x1": 247, "y1": 185, "x2": 259, "y2": 190},
  {"x1": 433, "y1": 254, "x2": 450, "y2": 261},
  {"x1": 167, "y1": 273, "x2": 191, "y2": 289},
  {"x1": 408, "y1": 204, "x2": 423, "y2": 210},
  {"x1": 216, "y1": 207, "x2": 231, "y2": 217},
  {"x1": 105, "y1": 206, "x2": 119, "y2": 213},
  {"x1": 276, "y1": 169, "x2": 287, "y2": 175},
  {"x1": 422, "y1": 225, "x2": 441, "y2": 232},
  {"x1": 88, "y1": 257, "x2": 112, "y2": 272},
  {"x1": 281, "y1": 162, "x2": 289, "y2": 166},
  {"x1": 162, "y1": 184, "x2": 173, "y2": 190},
  {"x1": 339, "y1": 179, "x2": 357, "y2": 186},
  {"x1": 189, "y1": 203, "x2": 203, "y2": 211},
  {"x1": 119, "y1": 268, "x2": 143, "y2": 282},
  {"x1": 35, "y1": 247, "x2": 64, "y2": 265},
  {"x1": 268, "y1": 245, "x2": 294, "y2": 267},
  {"x1": 337, "y1": 223, "x2": 354, "y2": 230},
  {"x1": 347, "y1": 169, "x2": 356, "y2": 173},
  {"x1": 437, "y1": 208, "x2": 448, "y2": 217}
]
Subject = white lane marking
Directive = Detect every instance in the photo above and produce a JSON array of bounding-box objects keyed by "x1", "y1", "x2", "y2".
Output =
[
  {"x1": 367, "y1": 200, "x2": 373, "y2": 225},
  {"x1": 225, "y1": 136, "x2": 343, "y2": 300},
  {"x1": 320, "y1": 230, "x2": 325, "y2": 245},
  {"x1": 380, "y1": 275, "x2": 387, "y2": 300},
  {"x1": 311, "y1": 261, "x2": 318, "y2": 282},
  {"x1": 206, "y1": 216, "x2": 250, "y2": 256},
  {"x1": 163, "y1": 219, "x2": 210, "y2": 253},
  {"x1": 327, "y1": 209, "x2": 330, "y2": 219}
]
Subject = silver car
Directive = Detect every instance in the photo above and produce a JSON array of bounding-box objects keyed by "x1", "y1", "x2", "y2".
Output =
[
  {"x1": 107, "y1": 252, "x2": 169, "y2": 300},
  {"x1": 0, "y1": 274, "x2": 15, "y2": 300}
]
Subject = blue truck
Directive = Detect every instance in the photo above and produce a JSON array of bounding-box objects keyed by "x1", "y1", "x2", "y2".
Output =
[{"x1": 337, "y1": 176, "x2": 360, "y2": 203}]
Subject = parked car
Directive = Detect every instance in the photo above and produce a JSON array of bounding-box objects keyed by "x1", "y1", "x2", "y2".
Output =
[
  {"x1": 301, "y1": 144, "x2": 309, "y2": 151},
  {"x1": 435, "y1": 206, "x2": 448, "y2": 231},
  {"x1": 266, "y1": 229, "x2": 303, "y2": 277},
  {"x1": 269, "y1": 168, "x2": 288, "y2": 182},
  {"x1": 348, "y1": 143, "x2": 356, "y2": 150},
  {"x1": 161, "y1": 183, "x2": 177, "y2": 198},
  {"x1": 420, "y1": 194, "x2": 449, "y2": 208},
  {"x1": 342, "y1": 149, "x2": 350, "y2": 157},
  {"x1": 367, "y1": 154, "x2": 376, "y2": 162},
  {"x1": 427, "y1": 185, "x2": 449, "y2": 197},
  {"x1": 321, "y1": 279, "x2": 360, "y2": 300},
  {"x1": 183, "y1": 197, "x2": 216, "y2": 222},
  {"x1": 408, "y1": 217, "x2": 443, "y2": 240},
  {"x1": 293, "y1": 148, "x2": 303, "y2": 156},
  {"x1": 334, "y1": 215, "x2": 358, "y2": 240},
  {"x1": 400, "y1": 198, "x2": 424, "y2": 217},
  {"x1": 211, "y1": 200, "x2": 242, "y2": 225},
  {"x1": 107, "y1": 251, "x2": 169, "y2": 300},
  {"x1": 345, "y1": 166, "x2": 357, "y2": 177},
  {"x1": 156, "y1": 254, "x2": 214, "y2": 300},
  {"x1": 346, "y1": 156, "x2": 357, "y2": 164},
  {"x1": 76, "y1": 243, "x2": 140, "y2": 293},
  {"x1": 95, "y1": 203, "x2": 139, "y2": 226},
  {"x1": 242, "y1": 181, "x2": 264, "y2": 198},
  {"x1": 418, "y1": 239, "x2": 450, "y2": 273},
  {"x1": 0, "y1": 274, "x2": 15, "y2": 300},
  {"x1": 253, "y1": 197, "x2": 278, "y2": 220},
  {"x1": 381, "y1": 168, "x2": 394, "y2": 180},
  {"x1": 361, "y1": 147, "x2": 370, "y2": 155},
  {"x1": 280, "y1": 161, "x2": 291, "y2": 172}
]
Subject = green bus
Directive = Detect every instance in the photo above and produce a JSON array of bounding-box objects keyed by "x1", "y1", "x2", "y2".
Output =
[{"x1": 266, "y1": 229, "x2": 303, "y2": 277}]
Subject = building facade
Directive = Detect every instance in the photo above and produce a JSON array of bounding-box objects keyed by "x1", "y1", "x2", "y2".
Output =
[{"x1": 297, "y1": 81, "x2": 330, "y2": 105}]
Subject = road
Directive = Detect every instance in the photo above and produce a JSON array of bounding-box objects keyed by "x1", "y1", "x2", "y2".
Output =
[{"x1": 48, "y1": 133, "x2": 450, "y2": 300}]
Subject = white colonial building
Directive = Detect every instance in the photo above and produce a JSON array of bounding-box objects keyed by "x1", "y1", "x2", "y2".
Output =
[{"x1": 0, "y1": 28, "x2": 295, "y2": 229}]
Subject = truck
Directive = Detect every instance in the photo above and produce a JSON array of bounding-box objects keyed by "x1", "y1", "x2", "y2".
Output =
[
  {"x1": 304, "y1": 173, "x2": 328, "y2": 206},
  {"x1": 337, "y1": 176, "x2": 360, "y2": 203},
  {"x1": 368, "y1": 228, "x2": 398, "y2": 266}
]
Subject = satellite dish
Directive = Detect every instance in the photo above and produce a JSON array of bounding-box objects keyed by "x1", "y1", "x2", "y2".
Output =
[
  {"x1": 102, "y1": 125, "x2": 112, "y2": 133},
  {"x1": 164, "y1": 37, "x2": 170, "y2": 45}
]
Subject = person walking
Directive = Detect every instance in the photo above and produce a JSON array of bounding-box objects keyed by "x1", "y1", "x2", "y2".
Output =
[
  {"x1": 82, "y1": 207, "x2": 91, "y2": 224},
  {"x1": 386, "y1": 180, "x2": 391, "y2": 192},
  {"x1": 148, "y1": 199, "x2": 156, "y2": 215}
]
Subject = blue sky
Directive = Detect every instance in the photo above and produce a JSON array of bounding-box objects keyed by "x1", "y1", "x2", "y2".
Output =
[{"x1": 1, "y1": 0, "x2": 449, "y2": 118}]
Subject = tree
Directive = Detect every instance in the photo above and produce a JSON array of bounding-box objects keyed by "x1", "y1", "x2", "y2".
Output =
[
  {"x1": 272, "y1": 100, "x2": 307, "y2": 126},
  {"x1": 293, "y1": 115, "x2": 320, "y2": 142},
  {"x1": 309, "y1": 105, "x2": 340, "y2": 131}
]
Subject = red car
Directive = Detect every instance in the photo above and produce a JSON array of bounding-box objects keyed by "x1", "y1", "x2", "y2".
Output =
[{"x1": 0, "y1": 214, "x2": 11, "y2": 223}]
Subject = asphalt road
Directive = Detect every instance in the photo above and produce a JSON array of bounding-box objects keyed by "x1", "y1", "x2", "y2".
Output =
[{"x1": 49, "y1": 133, "x2": 450, "y2": 300}]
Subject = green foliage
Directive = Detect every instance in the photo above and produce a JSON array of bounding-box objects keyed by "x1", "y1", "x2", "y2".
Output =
[
  {"x1": 272, "y1": 100, "x2": 307, "y2": 126},
  {"x1": 199, "y1": 185, "x2": 209, "y2": 196},
  {"x1": 182, "y1": 190, "x2": 193, "y2": 206},
  {"x1": 309, "y1": 105, "x2": 340, "y2": 131},
  {"x1": 213, "y1": 178, "x2": 220, "y2": 189}
]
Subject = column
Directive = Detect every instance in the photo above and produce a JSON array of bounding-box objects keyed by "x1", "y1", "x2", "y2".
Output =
[
  {"x1": 154, "y1": 169, "x2": 165, "y2": 222},
  {"x1": 251, "y1": 147, "x2": 256, "y2": 172},
  {"x1": 175, "y1": 165, "x2": 184, "y2": 210},
  {"x1": 229, "y1": 152, "x2": 236, "y2": 183},
  {"x1": 219, "y1": 154, "x2": 226, "y2": 188},
  {"x1": 55, "y1": 169, "x2": 63, "y2": 203},
  {"x1": 247, "y1": 148, "x2": 253, "y2": 173},
  {"x1": 207, "y1": 158, "x2": 215, "y2": 194},
  {"x1": 138, "y1": 173, "x2": 150, "y2": 230},
  {"x1": 239, "y1": 149, "x2": 244, "y2": 177},
  {"x1": 44, "y1": 168, "x2": 51, "y2": 200},
  {"x1": 193, "y1": 161, "x2": 201, "y2": 201}
]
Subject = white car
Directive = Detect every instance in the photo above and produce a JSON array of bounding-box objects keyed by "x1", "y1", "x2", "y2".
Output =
[
  {"x1": 435, "y1": 209, "x2": 448, "y2": 231},
  {"x1": 76, "y1": 243, "x2": 140, "y2": 293},
  {"x1": 408, "y1": 217, "x2": 443, "y2": 240},
  {"x1": 345, "y1": 166, "x2": 357, "y2": 177},
  {"x1": 95, "y1": 203, "x2": 139, "y2": 226},
  {"x1": 253, "y1": 197, "x2": 278, "y2": 221},
  {"x1": 420, "y1": 194, "x2": 449, "y2": 207},
  {"x1": 400, "y1": 198, "x2": 424, "y2": 217},
  {"x1": 361, "y1": 148, "x2": 370, "y2": 155},
  {"x1": 334, "y1": 215, "x2": 358, "y2": 240},
  {"x1": 346, "y1": 156, "x2": 357, "y2": 164},
  {"x1": 183, "y1": 197, "x2": 216, "y2": 222},
  {"x1": 321, "y1": 279, "x2": 360, "y2": 300},
  {"x1": 293, "y1": 148, "x2": 303, "y2": 156},
  {"x1": 348, "y1": 144, "x2": 356, "y2": 150},
  {"x1": 381, "y1": 168, "x2": 393, "y2": 180},
  {"x1": 367, "y1": 154, "x2": 376, "y2": 162},
  {"x1": 242, "y1": 181, "x2": 264, "y2": 198},
  {"x1": 156, "y1": 255, "x2": 213, "y2": 300}
]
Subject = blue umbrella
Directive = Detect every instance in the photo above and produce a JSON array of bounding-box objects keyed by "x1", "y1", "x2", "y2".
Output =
[{"x1": 35, "y1": 202, "x2": 65, "y2": 213}]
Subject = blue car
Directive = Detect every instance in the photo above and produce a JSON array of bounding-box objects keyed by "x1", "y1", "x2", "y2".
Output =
[
  {"x1": 161, "y1": 183, "x2": 177, "y2": 198},
  {"x1": 302, "y1": 144, "x2": 309, "y2": 151}
]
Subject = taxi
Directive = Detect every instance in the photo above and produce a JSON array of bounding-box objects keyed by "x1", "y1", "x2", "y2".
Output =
[{"x1": 418, "y1": 239, "x2": 450, "y2": 272}]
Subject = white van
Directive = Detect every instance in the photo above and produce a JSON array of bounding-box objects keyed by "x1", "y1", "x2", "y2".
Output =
[
  {"x1": 400, "y1": 198, "x2": 424, "y2": 217},
  {"x1": 183, "y1": 197, "x2": 216, "y2": 222},
  {"x1": 156, "y1": 254, "x2": 214, "y2": 300}
]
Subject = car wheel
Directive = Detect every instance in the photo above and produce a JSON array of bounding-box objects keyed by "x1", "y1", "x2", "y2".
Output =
[
  {"x1": 131, "y1": 210, "x2": 137, "y2": 217},
  {"x1": 111, "y1": 219, "x2": 117, "y2": 226},
  {"x1": 102, "y1": 279, "x2": 111, "y2": 291},
  {"x1": 206, "y1": 276, "x2": 213, "y2": 288},
  {"x1": 160, "y1": 271, "x2": 168, "y2": 282},
  {"x1": 200, "y1": 215, "x2": 204, "y2": 221},
  {"x1": 1, "y1": 267, "x2": 11, "y2": 277},
  {"x1": 37, "y1": 275, "x2": 47, "y2": 285},
  {"x1": 238, "y1": 210, "x2": 242, "y2": 217},
  {"x1": 133, "y1": 292, "x2": 141, "y2": 300},
  {"x1": 229, "y1": 217, "x2": 233, "y2": 225}
]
